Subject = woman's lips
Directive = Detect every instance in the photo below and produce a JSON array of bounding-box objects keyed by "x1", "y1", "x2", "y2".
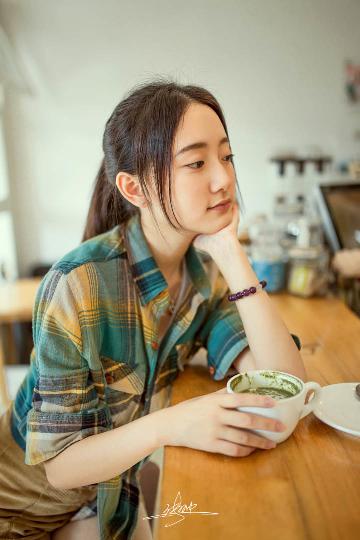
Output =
[{"x1": 208, "y1": 200, "x2": 232, "y2": 212}]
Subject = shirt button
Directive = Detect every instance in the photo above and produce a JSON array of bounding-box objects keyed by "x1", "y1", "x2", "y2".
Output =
[
  {"x1": 151, "y1": 341, "x2": 159, "y2": 350},
  {"x1": 209, "y1": 366, "x2": 215, "y2": 375}
]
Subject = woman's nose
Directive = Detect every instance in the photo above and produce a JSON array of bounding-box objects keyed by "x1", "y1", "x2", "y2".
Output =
[{"x1": 210, "y1": 161, "x2": 234, "y2": 192}]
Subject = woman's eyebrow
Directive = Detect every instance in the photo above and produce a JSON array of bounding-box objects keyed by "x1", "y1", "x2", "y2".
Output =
[{"x1": 175, "y1": 136, "x2": 229, "y2": 157}]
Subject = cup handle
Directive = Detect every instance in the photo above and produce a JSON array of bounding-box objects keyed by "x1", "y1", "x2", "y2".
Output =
[{"x1": 300, "y1": 381, "x2": 321, "y2": 419}]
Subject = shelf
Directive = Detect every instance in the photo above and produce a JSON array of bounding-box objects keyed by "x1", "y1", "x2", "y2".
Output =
[{"x1": 270, "y1": 156, "x2": 332, "y2": 176}]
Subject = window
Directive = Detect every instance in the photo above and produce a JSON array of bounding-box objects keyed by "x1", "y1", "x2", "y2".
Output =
[{"x1": 0, "y1": 84, "x2": 18, "y2": 281}]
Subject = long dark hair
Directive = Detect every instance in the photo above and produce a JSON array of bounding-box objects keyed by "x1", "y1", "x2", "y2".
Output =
[{"x1": 82, "y1": 77, "x2": 245, "y2": 242}]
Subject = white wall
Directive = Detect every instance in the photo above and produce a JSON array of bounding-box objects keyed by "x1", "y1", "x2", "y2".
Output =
[
  {"x1": 0, "y1": 0, "x2": 359, "y2": 276},
  {"x1": 0, "y1": 84, "x2": 18, "y2": 281}
]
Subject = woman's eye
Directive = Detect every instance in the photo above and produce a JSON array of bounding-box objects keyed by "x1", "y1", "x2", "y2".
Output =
[
  {"x1": 187, "y1": 161, "x2": 204, "y2": 169},
  {"x1": 186, "y1": 154, "x2": 234, "y2": 169}
]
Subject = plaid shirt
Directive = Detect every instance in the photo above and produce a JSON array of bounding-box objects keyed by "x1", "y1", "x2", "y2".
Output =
[{"x1": 10, "y1": 212, "x2": 300, "y2": 539}]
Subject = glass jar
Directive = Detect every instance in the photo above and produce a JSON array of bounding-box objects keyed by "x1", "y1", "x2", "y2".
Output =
[
  {"x1": 287, "y1": 245, "x2": 330, "y2": 297},
  {"x1": 249, "y1": 224, "x2": 286, "y2": 293}
]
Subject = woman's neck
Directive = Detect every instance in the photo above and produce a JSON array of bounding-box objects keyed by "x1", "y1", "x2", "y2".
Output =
[{"x1": 140, "y1": 212, "x2": 192, "y2": 286}]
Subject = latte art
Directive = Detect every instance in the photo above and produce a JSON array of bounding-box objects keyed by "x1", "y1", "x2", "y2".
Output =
[{"x1": 238, "y1": 386, "x2": 296, "y2": 400}]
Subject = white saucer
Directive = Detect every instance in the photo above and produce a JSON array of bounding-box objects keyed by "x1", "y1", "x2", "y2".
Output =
[{"x1": 313, "y1": 383, "x2": 360, "y2": 437}]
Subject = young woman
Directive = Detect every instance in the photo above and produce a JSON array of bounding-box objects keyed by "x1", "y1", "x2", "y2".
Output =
[{"x1": 0, "y1": 79, "x2": 305, "y2": 540}]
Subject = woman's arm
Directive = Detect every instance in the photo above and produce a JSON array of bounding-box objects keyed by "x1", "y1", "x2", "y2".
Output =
[
  {"x1": 44, "y1": 408, "x2": 166, "y2": 490},
  {"x1": 45, "y1": 383, "x2": 284, "y2": 489},
  {"x1": 212, "y1": 240, "x2": 306, "y2": 381},
  {"x1": 232, "y1": 346, "x2": 256, "y2": 373},
  {"x1": 193, "y1": 203, "x2": 306, "y2": 381}
]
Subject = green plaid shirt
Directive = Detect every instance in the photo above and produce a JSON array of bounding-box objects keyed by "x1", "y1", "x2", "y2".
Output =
[{"x1": 10, "y1": 212, "x2": 300, "y2": 539}]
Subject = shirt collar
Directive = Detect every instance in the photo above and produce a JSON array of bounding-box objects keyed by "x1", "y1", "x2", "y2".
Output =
[{"x1": 122, "y1": 212, "x2": 211, "y2": 306}]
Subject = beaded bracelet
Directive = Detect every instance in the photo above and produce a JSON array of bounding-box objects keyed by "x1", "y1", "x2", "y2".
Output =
[{"x1": 228, "y1": 280, "x2": 267, "y2": 301}]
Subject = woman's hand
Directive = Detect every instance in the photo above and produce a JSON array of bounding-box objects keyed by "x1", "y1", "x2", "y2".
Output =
[
  {"x1": 331, "y1": 248, "x2": 360, "y2": 278},
  {"x1": 162, "y1": 387, "x2": 285, "y2": 457},
  {"x1": 192, "y1": 201, "x2": 240, "y2": 258}
]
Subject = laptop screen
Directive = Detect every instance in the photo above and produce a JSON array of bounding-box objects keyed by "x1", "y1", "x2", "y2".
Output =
[{"x1": 316, "y1": 183, "x2": 360, "y2": 251}]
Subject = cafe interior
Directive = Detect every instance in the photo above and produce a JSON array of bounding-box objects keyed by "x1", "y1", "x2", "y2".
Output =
[{"x1": 0, "y1": 1, "x2": 359, "y2": 539}]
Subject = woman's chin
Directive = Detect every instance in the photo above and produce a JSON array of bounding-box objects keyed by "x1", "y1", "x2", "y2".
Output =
[{"x1": 196, "y1": 224, "x2": 229, "y2": 237}]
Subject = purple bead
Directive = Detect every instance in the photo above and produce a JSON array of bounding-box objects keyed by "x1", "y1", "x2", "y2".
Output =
[{"x1": 229, "y1": 283, "x2": 263, "y2": 302}]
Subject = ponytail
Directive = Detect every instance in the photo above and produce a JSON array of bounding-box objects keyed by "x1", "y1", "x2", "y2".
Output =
[{"x1": 81, "y1": 159, "x2": 137, "y2": 242}]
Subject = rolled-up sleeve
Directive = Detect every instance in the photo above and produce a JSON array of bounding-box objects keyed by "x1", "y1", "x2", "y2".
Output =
[
  {"x1": 197, "y1": 271, "x2": 302, "y2": 382},
  {"x1": 197, "y1": 272, "x2": 249, "y2": 381},
  {"x1": 25, "y1": 268, "x2": 111, "y2": 466}
]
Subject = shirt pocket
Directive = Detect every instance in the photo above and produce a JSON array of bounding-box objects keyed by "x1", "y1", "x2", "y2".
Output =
[{"x1": 101, "y1": 358, "x2": 146, "y2": 426}]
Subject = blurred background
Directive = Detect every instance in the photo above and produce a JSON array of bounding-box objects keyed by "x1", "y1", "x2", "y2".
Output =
[{"x1": 0, "y1": 0, "x2": 360, "y2": 389}]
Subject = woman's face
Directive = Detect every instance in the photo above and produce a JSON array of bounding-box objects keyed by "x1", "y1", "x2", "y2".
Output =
[{"x1": 154, "y1": 102, "x2": 237, "y2": 237}]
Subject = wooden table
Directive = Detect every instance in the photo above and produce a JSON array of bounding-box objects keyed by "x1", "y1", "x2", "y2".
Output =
[
  {"x1": 155, "y1": 293, "x2": 360, "y2": 540},
  {"x1": 0, "y1": 277, "x2": 42, "y2": 408}
]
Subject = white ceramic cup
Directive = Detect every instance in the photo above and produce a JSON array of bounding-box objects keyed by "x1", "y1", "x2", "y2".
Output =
[{"x1": 226, "y1": 370, "x2": 321, "y2": 443}]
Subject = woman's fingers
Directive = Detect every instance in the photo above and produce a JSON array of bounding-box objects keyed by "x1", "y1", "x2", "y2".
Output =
[
  {"x1": 219, "y1": 391, "x2": 276, "y2": 409},
  {"x1": 213, "y1": 439, "x2": 256, "y2": 458},
  {"x1": 220, "y1": 408, "x2": 285, "y2": 433},
  {"x1": 213, "y1": 389, "x2": 285, "y2": 432},
  {"x1": 218, "y1": 426, "x2": 276, "y2": 450}
]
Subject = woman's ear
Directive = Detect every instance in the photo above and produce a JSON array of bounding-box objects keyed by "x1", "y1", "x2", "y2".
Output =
[{"x1": 115, "y1": 172, "x2": 147, "y2": 208}]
